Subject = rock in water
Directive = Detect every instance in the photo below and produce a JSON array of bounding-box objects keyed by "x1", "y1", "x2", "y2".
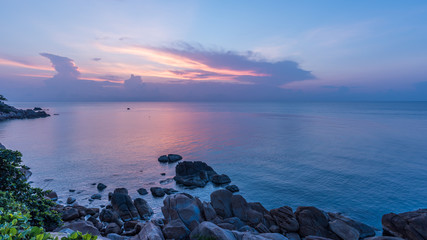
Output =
[
  {"x1": 97, "y1": 183, "x2": 107, "y2": 191},
  {"x1": 137, "y1": 188, "x2": 148, "y2": 195},
  {"x1": 91, "y1": 193, "x2": 101, "y2": 200},
  {"x1": 382, "y1": 209, "x2": 427, "y2": 240},
  {"x1": 295, "y1": 206, "x2": 339, "y2": 239},
  {"x1": 158, "y1": 155, "x2": 169, "y2": 163},
  {"x1": 134, "y1": 198, "x2": 153, "y2": 220},
  {"x1": 212, "y1": 174, "x2": 231, "y2": 184},
  {"x1": 150, "y1": 187, "x2": 165, "y2": 197},
  {"x1": 270, "y1": 206, "x2": 299, "y2": 232},
  {"x1": 328, "y1": 212, "x2": 375, "y2": 238},
  {"x1": 226, "y1": 185, "x2": 239, "y2": 193},
  {"x1": 174, "y1": 161, "x2": 217, "y2": 188},
  {"x1": 111, "y1": 192, "x2": 139, "y2": 221},
  {"x1": 329, "y1": 219, "x2": 359, "y2": 240},
  {"x1": 66, "y1": 197, "x2": 76, "y2": 204},
  {"x1": 46, "y1": 191, "x2": 58, "y2": 201},
  {"x1": 167, "y1": 154, "x2": 183, "y2": 162}
]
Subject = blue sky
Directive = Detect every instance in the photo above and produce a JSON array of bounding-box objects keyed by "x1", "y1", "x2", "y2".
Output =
[{"x1": 1, "y1": 1, "x2": 427, "y2": 101}]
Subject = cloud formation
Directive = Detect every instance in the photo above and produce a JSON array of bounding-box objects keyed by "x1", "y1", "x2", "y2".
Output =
[{"x1": 40, "y1": 53, "x2": 80, "y2": 80}]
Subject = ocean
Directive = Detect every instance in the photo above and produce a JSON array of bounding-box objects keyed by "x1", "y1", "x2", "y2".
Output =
[{"x1": 1, "y1": 101, "x2": 426, "y2": 228}]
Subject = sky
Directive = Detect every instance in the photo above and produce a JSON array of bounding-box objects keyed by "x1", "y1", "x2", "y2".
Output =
[{"x1": 1, "y1": 0, "x2": 427, "y2": 101}]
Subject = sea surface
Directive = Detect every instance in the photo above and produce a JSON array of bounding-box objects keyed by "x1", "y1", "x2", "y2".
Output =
[{"x1": 1, "y1": 102, "x2": 426, "y2": 228}]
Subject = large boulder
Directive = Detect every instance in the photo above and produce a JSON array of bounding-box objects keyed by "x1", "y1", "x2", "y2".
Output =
[
  {"x1": 158, "y1": 154, "x2": 183, "y2": 163},
  {"x1": 328, "y1": 219, "x2": 359, "y2": 240},
  {"x1": 270, "y1": 206, "x2": 299, "y2": 232},
  {"x1": 100, "y1": 209, "x2": 120, "y2": 224},
  {"x1": 328, "y1": 212, "x2": 375, "y2": 238},
  {"x1": 161, "y1": 193, "x2": 203, "y2": 231},
  {"x1": 131, "y1": 221, "x2": 164, "y2": 240},
  {"x1": 201, "y1": 201, "x2": 217, "y2": 221},
  {"x1": 190, "y1": 221, "x2": 237, "y2": 240},
  {"x1": 57, "y1": 220, "x2": 101, "y2": 236},
  {"x1": 174, "y1": 161, "x2": 217, "y2": 187},
  {"x1": 162, "y1": 219, "x2": 190, "y2": 240},
  {"x1": 382, "y1": 209, "x2": 427, "y2": 240},
  {"x1": 295, "y1": 206, "x2": 339, "y2": 240},
  {"x1": 212, "y1": 174, "x2": 231, "y2": 184},
  {"x1": 211, "y1": 189, "x2": 234, "y2": 218},
  {"x1": 61, "y1": 208, "x2": 80, "y2": 221},
  {"x1": 111, "y1": 191, "x2": 139, "y2": 221},
  {"x1": 150, "y1": 187, "x2": 165, "y2": 197},
  {"x1": 134, "y1": 198, "x2": 153, "y2": 220},
  {"x1": 105, "y1": 222, "x2": 122, "y2": 235}
]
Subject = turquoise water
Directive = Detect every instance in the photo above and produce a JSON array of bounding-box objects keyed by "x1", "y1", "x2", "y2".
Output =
[{"x1": 1, "y1": 102, "x2": 426, "y2": 228}]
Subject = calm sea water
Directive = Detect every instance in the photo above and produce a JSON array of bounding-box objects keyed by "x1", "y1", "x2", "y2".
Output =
[{"x1": 1, "y1": 102, "x2": 426, "y2": 228}]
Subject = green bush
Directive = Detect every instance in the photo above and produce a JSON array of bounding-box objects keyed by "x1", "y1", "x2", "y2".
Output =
[
  {"x1": 0, "y1": 209, "x2": 53, "y2": 240},
  {"x1": 0, "y1": 149, "x2": 61, "y2": 231}
]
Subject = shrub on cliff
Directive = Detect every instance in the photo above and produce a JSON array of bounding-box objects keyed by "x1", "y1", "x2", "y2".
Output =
[{"x1": 0, "y1": 149, "x2": 61, "y2": 231}]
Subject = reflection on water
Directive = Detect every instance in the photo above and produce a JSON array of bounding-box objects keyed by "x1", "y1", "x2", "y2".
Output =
[{"x1": 1, "y1": 102, "x2": 426, "y2": 227}]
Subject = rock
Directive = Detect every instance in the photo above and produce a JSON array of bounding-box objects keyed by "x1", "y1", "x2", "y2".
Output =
[
  {"x1": 295, "y1": 206, "x2": 338, "y2": 239},
  {"x1": 67, "y1": 197, "x2": 76, "y2": 204},
  {"x1": 329, "y1": 219, "x2": 359, "y2": 240},
  {"x1": 231, "y1": 194, "x2": 264, "y2": 226},
  {"x1": 46, "y1": 191, "x2": 58, "y2": 201},
  {"x1": 0, "y1": 143, "x2": 5, "y2": 149},
  {"x1": 114, "y1": 188, "x2": 129, "y2": 195},
  {"x1": 159, "y1": 178, "x2": 174, "y2": 185},
  {"x1": 239, "y1": 225, "x2": 258, "y2": 233},
  {"x1": 105, "y1": 222, "x2": 122, "y2": 235},
  {"x1": 160, "y1": 173, "x2": 166, "y2": 176},
  {"x1": 100, "y1": 209, "x2": 120, "y2": 224},
  {"x1": 255, "y1": 223, "x2": 271, "y2": 233},
  {"x1": 226, "y1": 185, "x2": 240, "y2": 193},
  {"x1": 382, "y1": 209, "x2": 427, "y2": 240},
  {"x1": 304, "y1": 236, "x2": 334, "y2": 240},
  {"x1": 224, "y1": 217, "x2": 245, "y2": 230},
  {"x1": 87, "y1": 216, "x2": 102, "y2": 230},
  {"x1": 124, "y1": 221, "x2": 138, "y2": 231},
  {"x1": 218, "y1": 222, "x2": 237, "y2": 230},
  {"x1": 285, "y1": 232, "x2": 301, "y2": 240},
  {"x1": 201, "y1": 201, "x2": 217, "y2": 221},
  {"x1": 62, "y1": 208, "x2": 80, "y2": 221},
  {"x1": 131, "y1": 221, "x2": 164, "y2": 240},
  {"x1": 134, "y1": 198, "x2": 153, "y2": 220},
  {"x1": 364, "y1": 237, "x2": 405, "y2": 240},
  {"x1": 57, "y1": 220, "x2": 101, "y2": 236},
  {"x1": 91, "y1": 193, "x2": 102, "y2": 200},
  {"x1": 174, "y1": 161, "x2": 217, "y2": 188},
  {"x1": 137, "y1": 188, "x2": 148, "y2": 195},
  {"x1": 97, "y1": 183, "x2": 107, "y2": 191},
  {"x1": 269, "y1": 225, "x2": 280, "y2": 233},
  {"x1": 212, "y1": 174, "x2": 231, "y2": 184},
  {"x1": 328, "y1": 212, "x2": 375, "y2": 238},
  {"x1": 158, "y1": 155, "x2": 169, "y2": 163},
  {"x1": 111, "y1": 192, "x2": 139, "y2": 221},
  {"x1": 210, "y1": 189, "x2": 233, "y2": 218},
  {"x1": 190, "y1": 221, "x2": 237, "y2": 240},
  {"x1": 33, "y1": 107, "x2": 43, "y2": 111},
  {"x1": 270, "y1": 206, "x2": 299, "y2": 232},
  {"x1": 163, "y1": 188, "x2": 178, "y2": 195},
  {"x1": 161, "y1": 193, "x2": 203, "y2": 231},
  {"x1": 150, "y1": 187, "x2": 165, "y2": 197},
  {"x1": 107, "y1": 233, "x2": 128, "y2": 240},
  {"x1": 162, "y1": 219, "x2": 190, "y2": 240},
  {"x1": 69, "y1": 189, "x2": 76, "y2": 192}
]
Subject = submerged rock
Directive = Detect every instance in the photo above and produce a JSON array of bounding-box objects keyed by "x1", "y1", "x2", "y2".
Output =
[{"x1": 97, "y1": 183, "x2": 107, "y2": 191}]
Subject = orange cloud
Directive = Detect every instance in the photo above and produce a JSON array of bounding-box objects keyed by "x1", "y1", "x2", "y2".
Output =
[{"x1": 0, "y1": 58, "x2": 52, "y2": 71}]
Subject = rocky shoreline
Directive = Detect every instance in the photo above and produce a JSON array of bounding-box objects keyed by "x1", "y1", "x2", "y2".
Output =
[
  {"x1": 0, "y1": 101, "x2": 50, "y2": 121},
  {"x1": 36, "y1": 157, "x2": 425, "y2": 240}
]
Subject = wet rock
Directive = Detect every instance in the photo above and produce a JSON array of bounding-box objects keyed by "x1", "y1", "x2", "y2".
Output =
[
  {"x1": 150, "y1": 187, "x2": 165, "y2": 197},
  {"x1": 91, "y1": 193, "x2": 102, "y2": 200},
  {"x1": 87, "y1": 216, "x2": 102, "y2": 230},
  {"x1": 124, "y1": 221, "x2": 138, "y2": 231},
  {"x1": 211, "y1": 189, "x2": 233, "y2": 218},
  {"x1": 107, "y1": 233, "x2": 128, "y2": 240},
  {"x1": 190, "y1": 221, "x2": 236, "y2": 240},
  {"x1": 212, "y1": 174, "x2": 231, "y2": 184},
  {"x1": 270, "y1": 206, "x2": 299, "y2": 232},
  {"x1": 201, "y1": 201, "x2": 217, "y2": 221},
  {"x1": 158, "y1": 154, "x2": 183, "y2": 163},
  {"x1": 158, "y1": 155, "x2": 169, "y2": 163},
  {"x1": 328, "y1": 212, "x2": 375, "y2": 238},
  {"x1": 105, "y1": 222, "x2": 122, "y2": 235},
  {"x1": 62, "y1": 208, "x2": 80, "y2": 221},
  {"x1": 231, "y1": 194, "x2": 264, "y2": 226},
  {"x1": 46, "y1": 191, "x2": 58, "y2": 201},
  {"x1": 114, "y1": 188, "x2": 129, "y2": 195},
  {"x1": 163, "y1": 188, "x2": 178, "y2": 195},
  {"x1": 226, "y1": 184, "x2": 240, "y2": 193},
  {"x1": 159, "y1": 178, "x2": 174, "y2": 185},
  {"x1": 111, "y1": 192, "x2": 139, "y2": 221},
  {"x1": 66, "y1": 197, "x2": 76, "y2": 205},
  {"x1": 285, "y1": 232, "x2": 301, "y2": 240},
  {"x1": 131, "y1": 221, "x2": 164, "y2": 240},
  {"x1": 137, "y1": 188, "x2": 148, "y2": 195},
  {"x1": 100, "y1": 209, "x2": 120, "y2": 223},
  {"x1": 329, "y1": 219, "x2": 359, "y2": 240},
  {"x1": 295, "y1": 206, "x2": 339, "y2": 239},
  {"x1": 134, "y1": 198, "x2": 153, "y2": 220},
  {"x1": 97, "y1": 183, "x2": 107, "y2": 191},
  {"x1": 162, "y1": 219, "x2": 190, "y2": 240},
  {"x1": 174, "y1": 161, "x2": 217, "y2": 188},
  {"x1": 161, "y1": 193, "x2": 203, "y2": 231},
  {"x1": 382, "y1": 209, "x2": 427, "y2": 240},
  {"x1": 160, "y1": 173, "x2": 166, "y2": 176}
]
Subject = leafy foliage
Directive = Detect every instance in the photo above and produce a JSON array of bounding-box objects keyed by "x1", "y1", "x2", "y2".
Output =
[
  {"x1": 0, "y1": 94, "x2": 6, "y2": 101},
  {"x1": 0, "y1": 149, "x2": 61, "y2": 231},
  {"x1": 0, "y1": 209, "x2": 53, "y2": 240},
  {"x1": 61, "y1": 231, "x2": 97, "y2": 240}
]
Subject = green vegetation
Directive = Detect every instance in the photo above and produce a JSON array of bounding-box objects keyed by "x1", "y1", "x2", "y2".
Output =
[{"x1": 0, "y1": 94, "x2": 6, "y2": 101}]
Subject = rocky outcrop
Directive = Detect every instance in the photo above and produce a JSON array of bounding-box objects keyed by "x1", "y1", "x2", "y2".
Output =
[
  {"x1": 295, "y1": 206, "x2": 339, "y2": 240},
  {"x1": 270, "y1": 206, "x2": 299, "y2": 233},
  {"x1": 174, "y1": 161, "x2": 218, "y2": 187},
  {"x1": 161, "y1": 193, "x2": 204, "y2": 231},
  {"x1": 131, "y1": 221, "x2": 164, "y2": 240},
  {"x1": 134, "y1": 198, "x2": 153, "y2": 220},
  {"x1": 328, "y1": 212, "x2": 375, "y2": 238},
  {"x1": 0, "y1": 102, "x2": 50, "y2": 121},
  {"x1": 158, "y1": 154, "x2": 183, "y2": 163},
  {"x1": 212, "y1": 174, "x2": 231, "y2": 185},
  {"x1": 382, "y1": 209, "x2": 427, "y2": 240},
  {"x1": 111, "y1": 189, "x2": 140, "y2": 221}
]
